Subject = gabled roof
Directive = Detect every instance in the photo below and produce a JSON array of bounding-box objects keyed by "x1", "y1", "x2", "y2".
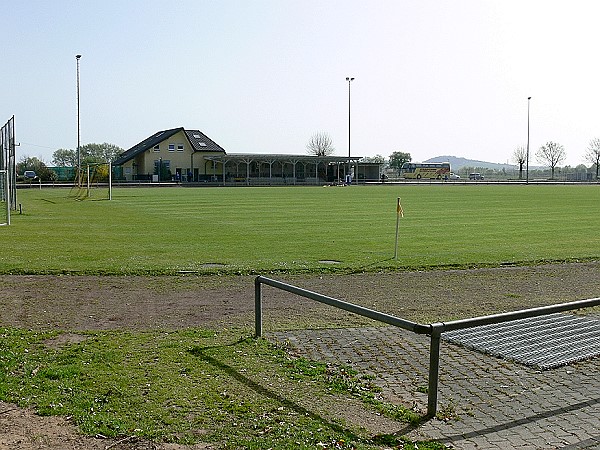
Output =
[
  {"x1": 112, "y1": 127, "x2": 226, "y2": 165},
  {"x1": 183, "y1": 130, "x2": 226, "y2": 153}
]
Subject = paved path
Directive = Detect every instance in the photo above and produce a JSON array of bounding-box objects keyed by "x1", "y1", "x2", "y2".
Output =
[{"x1": 270, "y1": 326, "x2": 600, "y2": 449}]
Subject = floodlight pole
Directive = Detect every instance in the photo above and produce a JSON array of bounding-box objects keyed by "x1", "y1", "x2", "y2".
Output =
[
  {"x1": 346, "y1": 77, "x2": 354, "y2": 184},
  {"x1": 76, "y1": 54, "x2": 82, "y2": 187},
  {"x1": 526, "y1": 96, "x2": 531, "y2": 184}
]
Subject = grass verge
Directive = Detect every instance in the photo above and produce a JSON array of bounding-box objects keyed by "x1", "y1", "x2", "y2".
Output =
[{"x1": 0, "y1": 327, "x2": 445, "y2": 449}]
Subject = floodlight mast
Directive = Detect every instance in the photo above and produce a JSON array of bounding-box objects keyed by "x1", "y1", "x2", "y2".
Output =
[
  {"x1": 526, "y1": 96, "x2": 531, "y2": 184},
  {"x1": 346, "y1": 77, "x2": 354, "y2": 183},
  {"x1": 76, "y1": 54, "x2": 82, "y2": 187}
]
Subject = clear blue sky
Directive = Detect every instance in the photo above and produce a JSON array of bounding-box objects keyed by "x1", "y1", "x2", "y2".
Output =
[{"x1": 3, "y1": 0, "x2": 599, "y2": 167}]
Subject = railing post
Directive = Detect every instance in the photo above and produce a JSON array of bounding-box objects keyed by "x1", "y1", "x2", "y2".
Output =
[
  {"x1": 255, "y1": 277, "x2": 263, "y2": 337},
  {"x1": 427, "y1": 328, "x2": 442, "y2": 417}
]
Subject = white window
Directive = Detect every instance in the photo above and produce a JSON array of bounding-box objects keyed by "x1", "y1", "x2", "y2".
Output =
[
  {"x1": 153, "y1": 144, "x2": 160, "y2": 152},
  {"x1": 177, "y1": 143, "x2": 184, "y2": 152},
  {"x1": 168, "y1": 143, "x2": 175, "y2": 152}
]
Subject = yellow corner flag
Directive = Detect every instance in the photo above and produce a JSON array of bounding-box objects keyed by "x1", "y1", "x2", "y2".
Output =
[{"x1": 394, "y1": 197, "x2": 403, "y2": 259}]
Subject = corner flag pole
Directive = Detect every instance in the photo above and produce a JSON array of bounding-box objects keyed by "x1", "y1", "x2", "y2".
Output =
[{"x1": 394, "y1": 197, "x2": 403, "y2": 259}]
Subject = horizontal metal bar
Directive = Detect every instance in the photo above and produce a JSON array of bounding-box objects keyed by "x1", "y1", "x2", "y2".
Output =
[
  {"x1": 256, "y1": 275, "x2": 430, "y2": 334},
  {"x1": 432, "y1": 297, "x2": 600, "y2": 333},
  {"x1": 256, "y1": 275, "x2": 600, "y2": 420}
]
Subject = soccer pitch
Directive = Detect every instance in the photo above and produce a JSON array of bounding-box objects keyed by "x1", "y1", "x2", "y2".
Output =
[{"x1": 1, "y1": 184, "x2": 598, "y2": 275}]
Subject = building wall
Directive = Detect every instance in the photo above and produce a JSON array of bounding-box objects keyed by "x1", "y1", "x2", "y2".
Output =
[{"x1": 119, "y1": 130, "x2": 223, "y2": 181}]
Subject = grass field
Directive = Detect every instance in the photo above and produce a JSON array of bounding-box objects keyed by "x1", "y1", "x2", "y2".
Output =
[
  {"x1": 1, "y1": 184, "x2": 599, "y2": 449},
  {"x1": 1, "y1": 184, "x2": 599, "y2": 274}
]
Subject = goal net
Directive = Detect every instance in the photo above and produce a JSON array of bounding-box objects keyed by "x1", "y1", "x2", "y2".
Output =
[{"x1": 70, "y1": 162, "x2": 113, "y2": 200}]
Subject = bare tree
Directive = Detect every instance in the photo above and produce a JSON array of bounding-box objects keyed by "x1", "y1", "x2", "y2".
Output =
[
  {"x1": 536, "y1": 141, "x2": 566, "y2": 179},
  {"x1": 307, "y1": 132, "x2": 335, "y2": 156},
  {"x1": 513, "y1": 146, "x2": 526, "y2": 179},
  {"x1": 586, "y1": 138, "x2": 600, "y2": 180}
]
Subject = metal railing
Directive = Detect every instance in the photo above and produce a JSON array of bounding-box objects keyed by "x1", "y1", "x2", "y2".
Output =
[{"x1": 254, "y1": 275, "x2": 600, "y2": 417}]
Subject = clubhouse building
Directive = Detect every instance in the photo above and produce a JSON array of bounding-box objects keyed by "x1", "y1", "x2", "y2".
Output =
[{"x1": 112, "y1": 127, "x2": 381, "y2": 185}]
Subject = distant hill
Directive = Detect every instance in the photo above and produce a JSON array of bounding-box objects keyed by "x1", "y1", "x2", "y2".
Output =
[{"x1": 424, "y1": 155, "x2": 516, "y2": 171}]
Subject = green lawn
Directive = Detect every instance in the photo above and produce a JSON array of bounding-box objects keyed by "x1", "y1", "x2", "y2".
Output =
[
  {"x1": 1, "y1": 328, "x2": 439, "y2": 449},
  {"x1": 2, "y1": 184, "x2": 598, "y2": 274},
  {"x1": 1, "y1": 183, "x2": 598, "y2": 449}
]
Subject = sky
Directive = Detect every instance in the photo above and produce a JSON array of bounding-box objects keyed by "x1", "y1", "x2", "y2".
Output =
[{"x1": 3, "y1": 0, "x2": 600, "y2": 167}]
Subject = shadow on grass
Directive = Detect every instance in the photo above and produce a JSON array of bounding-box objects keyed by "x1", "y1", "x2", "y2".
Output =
[
  {"x1": 187, "y1": 339, "x2": 426, "y2": 446},
  {"x1": 187, "y1": 341, "x2": 362, "y2": 439}
]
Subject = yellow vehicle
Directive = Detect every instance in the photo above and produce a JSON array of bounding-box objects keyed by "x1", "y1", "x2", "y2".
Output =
[{"x1": 400, "y1": 162, "x2": 450, "y2": 179}]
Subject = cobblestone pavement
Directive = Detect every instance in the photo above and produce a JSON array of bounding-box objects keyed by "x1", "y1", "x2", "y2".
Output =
[{"x1": 270, "y1": 326, "x2": 600, "y2": 449}]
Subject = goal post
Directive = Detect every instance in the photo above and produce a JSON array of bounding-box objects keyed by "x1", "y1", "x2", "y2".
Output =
[
  {"x1": 0, "y1": 170, "x2": 10, "y2": 226},
  {"x1": 1, "y1": 116, "x2": 16, "y2": 221},
  {"x1": 70, "y1": 161, "x2": 113, "y2": 200}
]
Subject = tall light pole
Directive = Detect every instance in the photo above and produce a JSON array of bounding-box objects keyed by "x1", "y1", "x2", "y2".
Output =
[
  {"x1": 526, "y1": 96, "x2": 531, "y2": 184},
  {"x1": 76, "y1": 54, "x2": 82, "y2": 186},
  {"x1": 346, "y1": 76, "x2": 354, "y2": 183}
]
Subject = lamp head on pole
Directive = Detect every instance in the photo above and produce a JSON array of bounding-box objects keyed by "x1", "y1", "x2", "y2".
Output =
[
  {"x1": 76, "y1": 54, "x2": 82, "y2": 60},
  {"x1": 346, "y1": 77, "x2": 354, "y2": 82},
  {"x1": 528, "y1": 96, "x2": 531, "y2": 100}
]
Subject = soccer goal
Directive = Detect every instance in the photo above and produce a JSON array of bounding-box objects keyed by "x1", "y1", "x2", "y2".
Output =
[
  {"x1": 1, "y1": 115, "x2": 16, "y2": 225},
  {"x1": 0, "y1": 170, "x2": 10, "y2": 226},
  {"x1": 70, "y1": 162, "x2": 113, "y2": 200}
]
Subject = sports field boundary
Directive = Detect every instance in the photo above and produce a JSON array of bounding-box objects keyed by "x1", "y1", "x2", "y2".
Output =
[{"x1": 254, "y1": 275, "x2": 600, "y2": 417}]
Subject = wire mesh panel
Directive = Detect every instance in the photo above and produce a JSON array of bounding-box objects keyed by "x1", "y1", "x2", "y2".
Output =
[{"x1": 442, "y1": 313, "x2": 600, "y2": 370}]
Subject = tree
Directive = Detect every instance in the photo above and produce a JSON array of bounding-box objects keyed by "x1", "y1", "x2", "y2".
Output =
[
  {"x1": 16, "y1": 156, "x2": 55, "y2": 181},
  {"x1": 536, "y1": 141, "x2": 566, "y2": 179},
  {"x1": 306, "y1": 132, "x2": 335, "y2": 156},
  {"x1": 389, "y1": 151, "x2": 411, "y2": 174},
  {"x1": 512, "y1": 146, "x2": 526, "y2": 179},
  {"x1": 52, "y1": 142, "x2": 124, "y2": 167},
  {"x1": 586, "y1": 138, "x2": 600, "y2": 179},
  {"x1": 81, "y1": 142, "x2": 123, "y2": 164},
  {"x1": 52, "y1": 148, "x2": 77, "y2": 166}
]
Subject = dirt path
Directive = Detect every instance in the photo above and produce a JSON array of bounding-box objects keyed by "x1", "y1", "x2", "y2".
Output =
[{"x1": 1, "y1": 262, "x2": 599, "y2": 449}]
